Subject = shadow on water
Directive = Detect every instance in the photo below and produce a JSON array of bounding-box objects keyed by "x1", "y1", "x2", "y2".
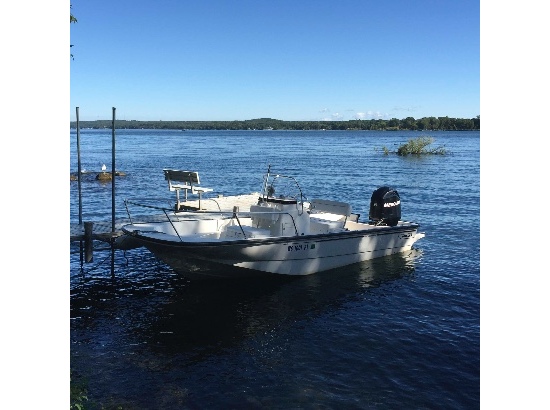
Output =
[
  {"x1": 70, "y1": 248, "x2": 428, "y2": 408},
  {"x1": 71, "y1": 249, "x2": 423, "y2": 359}
]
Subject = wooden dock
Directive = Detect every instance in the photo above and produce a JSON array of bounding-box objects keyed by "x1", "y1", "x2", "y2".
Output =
[{"x1": 70, "y1": 193, "x2": 262, "y2": 243}]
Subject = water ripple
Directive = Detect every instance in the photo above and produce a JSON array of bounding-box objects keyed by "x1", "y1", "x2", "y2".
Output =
[{"x1": 70, "y1": 130, "x2": 479, "y2": 408}]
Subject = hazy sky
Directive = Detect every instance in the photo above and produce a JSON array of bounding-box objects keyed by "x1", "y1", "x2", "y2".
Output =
[{"x1": 69, "y1": 0, "x2": 480, "y2": 122}]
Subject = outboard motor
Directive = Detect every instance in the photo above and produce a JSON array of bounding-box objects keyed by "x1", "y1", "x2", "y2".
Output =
[{"x1": 369, "y1": 186, "x2": 401, "y2": 227}]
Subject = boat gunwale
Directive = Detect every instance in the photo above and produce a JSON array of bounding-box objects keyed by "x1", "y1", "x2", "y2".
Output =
[{"x1": 121, "y1": 222, "x2": 421, "y2": 248}]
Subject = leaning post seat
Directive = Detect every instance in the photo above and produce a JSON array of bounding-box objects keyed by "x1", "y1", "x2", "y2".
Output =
[{"x1": 163, "y1": 169, "x2": 213, "y2": 210}]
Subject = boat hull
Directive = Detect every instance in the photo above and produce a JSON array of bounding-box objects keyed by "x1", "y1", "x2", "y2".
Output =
[{"x1": 124, "y1": 224, "x2": 424, "y2": 279}]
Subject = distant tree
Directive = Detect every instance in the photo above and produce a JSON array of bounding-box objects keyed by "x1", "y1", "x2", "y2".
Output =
[
  {"x1": 387, "y1": 118, "x2": 400, "y2": 128},
  {"x1": 428, "y1": 117, "x2": 440, "y2": 130},
  {"x1": 417, "y1": 117, "x2": 431, "y2": 130},
  {"x1": 455, "y1": 118, "x2": 474, "y2": 130},
  {"x1": 473, "y1": 115, "x2": 480, "y2": 129},
  {"x1": 438, "y1": 116, "x2": 452, "y2": 130},
  {"x1": 70, "y1": 117, "x2": 480, "y2": 131},
  {"x1": 401, "y1": 117, "x2": 417, "y2": 130},
  {"x1": 70, "y1": 5, "x2": 77, "y2": 59}
]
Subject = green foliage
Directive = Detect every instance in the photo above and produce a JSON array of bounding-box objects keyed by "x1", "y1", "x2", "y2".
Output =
[
  {"x1": 70, "y1": 5, "x2": 77, "y2": 59},
  {"x1": 381, "y1": 136, "x2": 447, "y2": 156},
  {"x1": 69, "y1": 116, "x2": 480, "y2": 131},
  {"x1": 70, "y1": 372, "x2": 88, "y2": 410}
]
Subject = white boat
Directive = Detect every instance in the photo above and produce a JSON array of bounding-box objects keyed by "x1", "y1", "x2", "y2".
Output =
[{"x1": 120, "y1": 166, "x2": 425, "y2": 280}]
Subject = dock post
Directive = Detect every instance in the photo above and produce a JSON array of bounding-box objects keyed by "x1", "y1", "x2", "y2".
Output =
[
  {"x1": 84, "y1": 222, "x2": 94, "y2": 263},
  {"x1": 111, "y1": 107, "x2": 117, "y2": 277},
  {"x1": 111, "y1": 107, "x2": 116, "y2": 233},
  {"x1": 111, "y1": 241, "x2": 115, "y2": 278},
  {"x1": 76, "y1": 107, "x2": 84, "y2": 267}
]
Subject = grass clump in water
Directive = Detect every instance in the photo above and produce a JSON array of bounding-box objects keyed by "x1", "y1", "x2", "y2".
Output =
[{"x1": 380, "y1": 136, "x2": 447, "y2": 156}]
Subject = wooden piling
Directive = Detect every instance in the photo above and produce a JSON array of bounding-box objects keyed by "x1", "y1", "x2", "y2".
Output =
[{"x1": 84, "y1": 222, "x2": 94, "y2": 262}]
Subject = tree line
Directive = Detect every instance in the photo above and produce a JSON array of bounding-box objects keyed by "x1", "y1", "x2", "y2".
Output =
[{"x1": 70, "y1": 116, "x2": 480, "y2": 131}]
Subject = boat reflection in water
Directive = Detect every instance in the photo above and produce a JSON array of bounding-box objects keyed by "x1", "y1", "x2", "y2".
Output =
[
  {"x1": 70, "y1": 249, "x2": 423, "y2": 407},
  {"x1": 72, "y1": 249, "x2": 421, "y2": 354}
]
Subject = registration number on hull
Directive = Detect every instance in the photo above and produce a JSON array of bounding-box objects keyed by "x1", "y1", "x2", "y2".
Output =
[{"x1": 287, "y1": 243, "x2": 316, "y2": 252}]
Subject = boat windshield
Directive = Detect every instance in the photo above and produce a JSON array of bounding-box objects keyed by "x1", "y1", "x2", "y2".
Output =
[{"x1": 260, "y1": 166, "x2": 306, "y2": 205}]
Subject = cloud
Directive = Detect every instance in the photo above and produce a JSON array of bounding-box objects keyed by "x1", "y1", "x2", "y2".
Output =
[
  {"x1": 370, "y1": 111, "x2": 385, "y2": 119},
  {"x1": 319, "y1": 111, "x2": 343, "y2": 121},
  {"x1": 319, "y1": 108, "x2": 390, "y2": 121},
  {"x1": 354, "y1": 111, "x2": 386, "y2": 120}
]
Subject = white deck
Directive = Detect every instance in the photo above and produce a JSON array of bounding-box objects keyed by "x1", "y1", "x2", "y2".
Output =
[
  {"x1": 70, "y1": 193, "x2": 262, "y2": 240},
  {"x1": 187, "y1": 193, "x2": 261, "y2": 212}
]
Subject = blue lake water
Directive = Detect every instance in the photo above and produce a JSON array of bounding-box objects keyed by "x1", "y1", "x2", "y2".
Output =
[{"x1": 70, "y1": 130, "x2": 480, "y2": 409}]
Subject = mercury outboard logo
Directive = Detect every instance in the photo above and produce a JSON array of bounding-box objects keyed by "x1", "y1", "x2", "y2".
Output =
[{"x1": 384, "y1": 200, "x2": 400, "y2": 207}]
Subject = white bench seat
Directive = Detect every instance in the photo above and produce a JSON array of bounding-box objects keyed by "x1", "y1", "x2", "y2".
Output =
[
  {"x1": 308, "y1": 199, "x2": 352, "y2": 231},
  {"x1": 163, "y1": 169, "x2": 213, "y2": 210}
]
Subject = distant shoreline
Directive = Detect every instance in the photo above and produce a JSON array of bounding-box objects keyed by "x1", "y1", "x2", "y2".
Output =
[{"x1": 69, "y1": 117, "x2": 480, "y2": 132}]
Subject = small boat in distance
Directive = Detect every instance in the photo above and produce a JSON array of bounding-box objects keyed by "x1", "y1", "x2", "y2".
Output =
[{"x1": 120, "y1": 166, "x2": 425, "y2": 280}]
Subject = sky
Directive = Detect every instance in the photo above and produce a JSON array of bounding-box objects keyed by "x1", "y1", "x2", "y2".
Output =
[{"x1": 69, "y1": 0, "x2": 480, "y2": 122}]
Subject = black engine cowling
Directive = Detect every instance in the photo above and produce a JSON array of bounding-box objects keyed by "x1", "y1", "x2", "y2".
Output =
[{"x1": 369, "y1": 186, "x2": 401, "y2": 227}]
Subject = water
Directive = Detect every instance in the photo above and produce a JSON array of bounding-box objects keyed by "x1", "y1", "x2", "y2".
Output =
[{"x1": 70, "y1": 130, "x2": 479, "y2": 409}]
